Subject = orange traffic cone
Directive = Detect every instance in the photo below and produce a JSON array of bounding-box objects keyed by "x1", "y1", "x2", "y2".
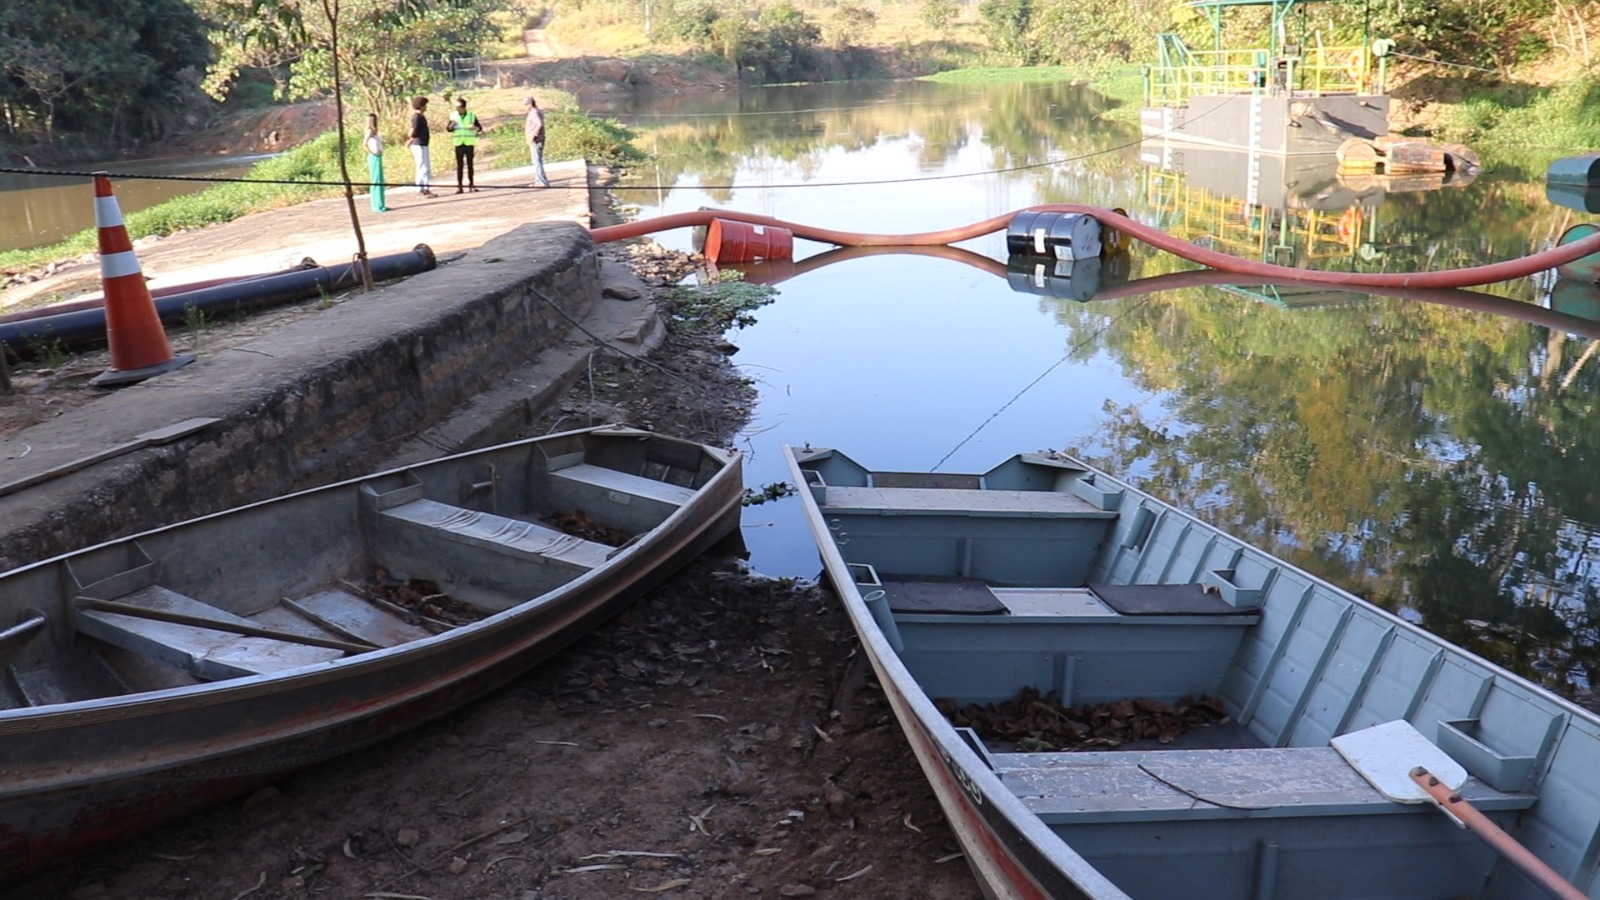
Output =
[{"x1": 89, "y1": 172, "x2": 193, "y2": 387}]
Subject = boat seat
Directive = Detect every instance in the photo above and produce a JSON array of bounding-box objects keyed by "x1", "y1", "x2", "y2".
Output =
[
  {"x1": 885, "y1": 582, "x2": 1261, "y2": 625},
  {"x1": 993, "y1": 747, "x2": 1537, "y2": 825},
  {"x1": 550, "y1": 463, "x2": 697, "y2": 507},
  {"x1": 75, "y1": 585, "x2": 345, "y2": 681},
  {"x1": 545, "y1": 463, "x2": 696, "y2": 535},
  {"x1": 261, "y1": 589, "x2": 434, "y2": 648},
  {"x1": 379, "y1": 499, "x2": 613, "y2": 570},
  {"x1": 818, "y1": 485, "x2": 1116, "y2": 518}
]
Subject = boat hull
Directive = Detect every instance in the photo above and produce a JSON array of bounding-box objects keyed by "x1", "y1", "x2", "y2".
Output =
[{"x1": 0, "y1": 426, "x2": 742, "y2": 879}]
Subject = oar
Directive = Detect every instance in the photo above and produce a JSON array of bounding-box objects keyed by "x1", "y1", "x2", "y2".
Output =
[
  {"x1": 77, "y1": 598, "x2": 376, "y2": 655},
  {"x1": 1332, "y1": 720, "x2": 1585, "y2": 900},
  {"x1": 0, "y1": 417, "x2": 220, "y2": 499}
]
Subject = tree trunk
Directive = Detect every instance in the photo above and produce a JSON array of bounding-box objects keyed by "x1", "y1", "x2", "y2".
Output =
[{"x1": 321, "y1": 0, "x2": 373, "y2": 292}]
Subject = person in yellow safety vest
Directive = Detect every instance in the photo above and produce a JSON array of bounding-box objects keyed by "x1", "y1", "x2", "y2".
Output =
[{"x1": 447, "y1": 97, "x2": 484, "y2": 194}]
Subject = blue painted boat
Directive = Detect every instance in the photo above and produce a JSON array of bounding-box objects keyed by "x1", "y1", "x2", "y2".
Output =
[
  {"x1": 0, "y1": 425, "x2": 741, "y2": 879},
  {"x1": 785, "y1": 444, "x2": 1600, "y2": 900}
]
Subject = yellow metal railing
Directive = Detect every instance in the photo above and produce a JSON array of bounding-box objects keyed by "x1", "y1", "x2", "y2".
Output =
[{"x1": 1145, "y1": 44, "x2": 1371, "y2": 106}]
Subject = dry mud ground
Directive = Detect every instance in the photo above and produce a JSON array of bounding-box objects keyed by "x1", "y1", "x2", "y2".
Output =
[{"x1": 14, "y1": 239, "x2": 981, "y2": 900}]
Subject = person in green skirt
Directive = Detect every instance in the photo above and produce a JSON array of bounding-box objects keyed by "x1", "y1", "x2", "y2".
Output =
[{"x1": 364, "y1": 113, "x2": 390, "y2": 212}]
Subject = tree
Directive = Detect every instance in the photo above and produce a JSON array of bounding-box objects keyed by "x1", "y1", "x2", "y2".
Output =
[
  {"x1": 0, "y1": 0, "x2": 210, "y2": 151},
  {"x1": 206, "y1": 0, "x2": 503, "y2": 126},
  {"x1": 978, "y1": 0, "x2": 1034, "y2": 64}
]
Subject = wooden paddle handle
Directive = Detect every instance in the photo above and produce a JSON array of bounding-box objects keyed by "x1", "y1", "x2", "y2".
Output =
[{"x1": 1410, "y1": 767, "x2": 1586, "y2": 900}]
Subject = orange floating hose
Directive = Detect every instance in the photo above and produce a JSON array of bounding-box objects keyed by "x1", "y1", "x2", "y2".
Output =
[{"x1": 589, "y1": 206, "x2": 1600, "y2": 290}]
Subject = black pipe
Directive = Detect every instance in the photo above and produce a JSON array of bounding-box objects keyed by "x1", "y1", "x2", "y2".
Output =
[{"x1": 1, "y1": 245, "x2": 437, "y2": 359}]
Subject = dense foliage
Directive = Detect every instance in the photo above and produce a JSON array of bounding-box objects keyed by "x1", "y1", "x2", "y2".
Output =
[
  {"x1": 3, "y1": 0, "x2": 1598, "y2": 159},
  {"x1": 0, "y1": 0, "x2": 212, "y2": 153},
  {"x1": 972, "y1": 0, "x2": 1595, "y2": 78},
  {"x1": 205, "y1": 0, "x2": 506, "y2": 126}
]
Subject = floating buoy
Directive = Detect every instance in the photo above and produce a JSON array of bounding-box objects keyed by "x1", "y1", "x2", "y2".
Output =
[
  {"x1": 1548, "y1": 153, "x2": 1600, "y2": 187},
  {"x1": 1005, "y1": 211, "x2": 1102, "y2": 261}
]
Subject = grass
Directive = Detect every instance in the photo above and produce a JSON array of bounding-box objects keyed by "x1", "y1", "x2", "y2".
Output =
[{"x1": 1437, "y1": 79, "x2": 1600, "y2": 150}]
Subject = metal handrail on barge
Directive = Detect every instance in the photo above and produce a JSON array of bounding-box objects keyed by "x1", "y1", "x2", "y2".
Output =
[{"x1": 1146, "y1": 36, "x2": 1381, "y2": 106}]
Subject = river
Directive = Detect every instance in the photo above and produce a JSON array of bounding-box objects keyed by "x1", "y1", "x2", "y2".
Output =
[
  {"x1": 604, "y1": 78, "x2": 1600, "y2": 700},
  {"x1": 0, "y1": 154, "x2": 269, "y2": 254}
]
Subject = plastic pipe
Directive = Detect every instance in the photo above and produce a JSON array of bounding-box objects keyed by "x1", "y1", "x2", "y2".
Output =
[
  {"x1": 0, "y1": 260, "x2": 321, "y2": 327},
  {"x1": 1, "y1": 246, "x2": 436, "y2": 357}
]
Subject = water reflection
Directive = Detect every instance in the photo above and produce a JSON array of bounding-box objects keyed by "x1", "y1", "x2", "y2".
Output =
[
  {"x1": 1138, "y1": 140, "x2": 1484, "y2": 271},
  {"x1": 0, "y1": 154, "x2": 269, "y2": 254},
  {"x1": 613, "y1": 78, "x2": 1600, "y2": 701}
]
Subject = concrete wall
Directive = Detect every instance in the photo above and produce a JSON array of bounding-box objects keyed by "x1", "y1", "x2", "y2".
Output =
[{"x1": 0, "y1": 223, "x2": 602, "y2": 571}]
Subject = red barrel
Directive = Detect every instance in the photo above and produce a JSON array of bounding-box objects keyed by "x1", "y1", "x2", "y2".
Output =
[{"x1": 705, "y1": 218, "x2": 794, "y2": 263}]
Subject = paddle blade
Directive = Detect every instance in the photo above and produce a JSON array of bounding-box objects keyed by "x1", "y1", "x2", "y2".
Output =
[{"x1": 1332, "y1": 719, "x2": 1468, "y2": 803}]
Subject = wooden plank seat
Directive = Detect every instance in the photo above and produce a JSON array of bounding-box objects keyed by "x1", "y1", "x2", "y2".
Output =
[
  {"x1": 76, "y1": 586, "x2": 345, "y2": 681},
  {"x1": 819, "y1": 485, "x2": 1116, "y2": 518},
  {"x1": 379, "y1": 499, "x2": 612, "y2": 570},
  {"x1": 992, "y1": 746, "x2": 1537, "y2": 825},
  {"x1": 260, "y1": 589, "x2": 434, "y2": 648},
  {"x1": 550, "y1": 463, "x2": 697, "y2": 507}
]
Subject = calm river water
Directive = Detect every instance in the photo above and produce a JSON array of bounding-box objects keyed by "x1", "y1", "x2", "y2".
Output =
[
  {"x1": 606, "y1": 79, "x2": 1600, "y2": 700},
  {"x1": 0, "y1": 154, "x2": 267, "y2": 253}
]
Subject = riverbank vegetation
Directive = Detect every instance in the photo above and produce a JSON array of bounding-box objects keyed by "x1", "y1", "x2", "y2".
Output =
[
  {"x1": 6, "y1": 0, "x2": 1599, "y2": 165},
  {"x1": 0, "y1": 0, "x2": 212, "y2": 158}
]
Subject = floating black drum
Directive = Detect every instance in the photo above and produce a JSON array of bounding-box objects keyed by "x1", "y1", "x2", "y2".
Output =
[{"x1": 1005, "y1": 211, "x2": 1103, "y2": 260}]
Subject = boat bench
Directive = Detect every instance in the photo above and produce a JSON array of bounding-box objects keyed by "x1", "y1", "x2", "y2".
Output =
[
  {"x1": 823, "y1": 489, "x2": 1118, "y2": 589},
  {"x1": 883, "y1": 580, "x2": 1262, "y2": 622},
  {"x1": 546, "y1": 463, "x2": 696, "y2": 535},
  {"x1": 992, "y1": 746, "x2": 1537, "y2": 824},
  {"x1": 379, "y1": 499, "x2": 614, "y2": 570},
  {"x1": 818, "y1": 484, "x2": 1118, "y2": 519},
  {"x1": 76, "y1": 584, "x2": 345, "y2": 681}
]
